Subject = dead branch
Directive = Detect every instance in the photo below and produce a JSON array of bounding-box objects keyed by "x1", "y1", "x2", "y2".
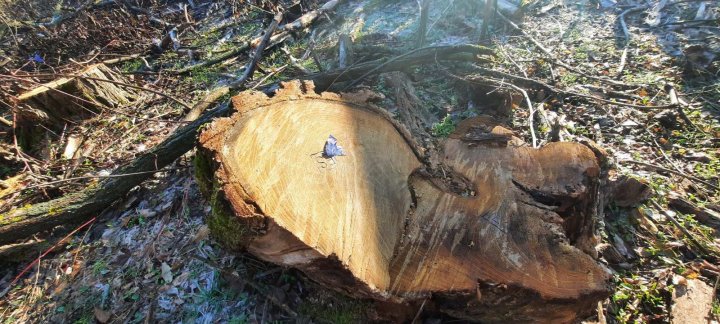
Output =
[
  {"x1": 230, "y1": 13, "x2": 283, "y2": 89},
  {"x1": 182, "y1": 12, "x2": 282, "y2": 121},
  {"x1": 495, "y1": 11, "x2": 631, "y2": 88},
  {"x1": 651, "y1": 200, "x2": 712, "y2": 256},
  {"x1": 175, "y1": 0, "x2": 344, "y2": 74},
  {"x1": 416, "y1": 0, "x2": 431, "y2": 48},
  {"x1": 312, "y1": 44, "x2": 493, "y2": 92},
  {"x1": 466, "y1": 65, "x2": 679, "y2": 109},
  {"x1": 668, "y1": 194, "x2": 720, "y2": 231},
  {"x1": 621, "y1": 159, "x2": 719, "y2": 192}
]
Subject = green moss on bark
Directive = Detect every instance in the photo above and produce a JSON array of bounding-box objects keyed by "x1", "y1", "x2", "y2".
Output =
[
  {"x1": 206, "y1": 189, "x2": 249, "y2": 250},
  {"x1": 194, "y1": 152, "x2": 251, "y2": 250},
  {"x1": 193, "y1": 152, "x2": 214, "y2": 198}
]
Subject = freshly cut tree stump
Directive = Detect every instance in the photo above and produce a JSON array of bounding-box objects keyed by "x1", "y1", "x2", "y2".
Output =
[
  {"x1": 15, "y1": 63, "x2": 137, "y2": 154},
  {"x1": 197, "y1": 81, "x2": 611, "y2": 322}
]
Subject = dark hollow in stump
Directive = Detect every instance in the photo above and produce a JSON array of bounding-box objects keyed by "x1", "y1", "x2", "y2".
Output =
[{"x1": 197, "y1": 81, "x2": 611, "y2": 322}]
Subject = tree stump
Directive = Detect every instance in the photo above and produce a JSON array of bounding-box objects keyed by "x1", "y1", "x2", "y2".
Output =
[
  {"x1": 15, "y1": 63, "x2": 137, "y2": 155},
  {"x1": 197, "y1": 80, "x2": 611, "y2": 322}
]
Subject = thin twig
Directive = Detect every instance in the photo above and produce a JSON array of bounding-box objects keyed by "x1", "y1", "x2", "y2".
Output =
[
  {"x1": 411, "y1": 298, "x2": 428, "y2": 324},
  {"x1": 496, "y1": 10, "x2": 631, "y2": 87},
  {"x1": 340, "y1": 44, "x2": 480, "y2": 91},
  {"x1": 191, "y1": 254, "x2": 299, "y2": 317},
  {"x1": 650, "y1": 200, "x2": 711, "y2": 256},
  {"x1": 643, "y1": 127, "x2": 683, "y2": 173},
  {"x1": 507, "y1": 83, "x2": 537, "y2": 148},
  {"x1": 11, "y1": 112, "x2": 34, "y2": 174},
  {"x1": 416, "y1": 0, "x2": 431, "y2": 48},
  {"x1": 0, "y1": 116, "x2": 13, "y2": 127},
  {"x1": 468, "y1": 65, "x2": 679, "y2": 109},
  {"x1": 250, "y1": 64, "x2": 288, "y2": 90},
  {"x1": 4, "y1": 216, "x2": 97, "y2": 293},
  {"x1": 176, "y1": 0, "x2": 343, "y2": 74},
  {"x1": 615, "y1": 46, "x2": 628, "y2": 78},
  {"x1": 230, "y1": 12, "x2": 282, "y2": 89},
  {"x1": 666, "y1": 83, "x2": 703, "y2": 133},
  {"x1": 7, "y1": 73, "x2": 192, "y2": 111},
  {"x1": 180, "y1": 12, "x2": 282, "y2": 121},
  {"x1": 622, "y1": 159, "x2": 719, "y2": 192}
]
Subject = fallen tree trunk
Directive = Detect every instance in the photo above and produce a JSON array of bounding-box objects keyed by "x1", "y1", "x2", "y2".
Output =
[
  {"x1": 197, "y1": 81, "x2": 611, "y2": 322},
  {"x1": 0, "y1": 103, "x2": 230, "y2": 246}
]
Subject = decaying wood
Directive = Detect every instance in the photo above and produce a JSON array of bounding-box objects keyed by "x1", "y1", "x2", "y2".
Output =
[
  {"x1": 197, "y1": 80, "x2": 611, "y2": 322},
  {"x1": 383, "y1": 71, "x2": 436, "y2": 137},
  {"x1": 16, "y1": 64, "x2": 137, "y2": 124},
  {"x1": 14, "y1": 64, "x2": 137, "y2": 154},
  {"x1": 668, "y1": 194, "x2": 720, "y2": 233}
]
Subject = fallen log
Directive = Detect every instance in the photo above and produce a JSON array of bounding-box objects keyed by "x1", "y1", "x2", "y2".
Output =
[
  {"x1": 196, "y1": 80, "x2": 611, "y2": 322},
  {"x1": 0, "y1": 102, "x2": 230, "y2": 247}
]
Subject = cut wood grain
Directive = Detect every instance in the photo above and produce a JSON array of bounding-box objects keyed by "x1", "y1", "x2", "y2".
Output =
[{"x1": 197, "y1": 80, "x2": 611, "y2": 322}]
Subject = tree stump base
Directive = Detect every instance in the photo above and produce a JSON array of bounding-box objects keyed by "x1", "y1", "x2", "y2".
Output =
[
  {"x1": 197, "y1": 80, "x2": 611, "y2": 322},
  {"x1": 15, "y1": 63, "x2": 137, "y2": 155}
]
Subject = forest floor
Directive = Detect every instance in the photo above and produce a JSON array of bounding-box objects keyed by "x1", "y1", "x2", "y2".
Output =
[{"x1": 0, "y1": 0, "x2": 719, "y2": 323}]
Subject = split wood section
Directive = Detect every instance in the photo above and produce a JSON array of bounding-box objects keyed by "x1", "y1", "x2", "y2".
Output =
[{"x1": 198, "y1": 81, "x2": 611, "y2": 322}]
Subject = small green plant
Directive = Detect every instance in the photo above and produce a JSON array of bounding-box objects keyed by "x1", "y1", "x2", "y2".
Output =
[
  {"x1": 609, "y1": 274, "x2": 670, "y2": 323},
  {"x1": 92, "y1": 260, "x2": 109, "y2": 276},
  {"x1": 712, "y1": 301, "x2": 720, "y2": 320},
  {"x1": 228, "y1": 315, "x2": 249, "y2": 324},
  {"x1": 73, "y1": 316, "x2": 92, "y2": 324},
  {"x1": 298, "y1": 294, "x2": 366, "y2": 324},
  {"x1": 121, "y1": 59, "x2": 143, "y2": 72},
  {"x1": 431, "y1": 115, "x2": 455, "y2": 137}
]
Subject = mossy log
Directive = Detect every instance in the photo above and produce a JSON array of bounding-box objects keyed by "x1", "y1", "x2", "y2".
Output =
[
  {"x1": 197, "y1": 81, "x2": 611, "y2": 322},
  {"x1": 15, "y1": 63, "x2": 137, "y2": 154}
]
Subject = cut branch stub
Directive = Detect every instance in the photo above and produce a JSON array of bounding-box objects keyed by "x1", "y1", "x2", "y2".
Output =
[{"x1": 198, "y1": 81, "x2": 611, "y2": 322}]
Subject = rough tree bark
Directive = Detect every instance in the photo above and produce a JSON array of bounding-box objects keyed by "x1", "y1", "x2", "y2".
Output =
[
  {"x1": 197, "y1": 80, "x2": 611, "y2": 322},
  {"x1": 15, "y1": 64, "x2": 137, "y2": 154},
  {"x1": 383, "y1": 71, "x2": 436, "y2": 137}
]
